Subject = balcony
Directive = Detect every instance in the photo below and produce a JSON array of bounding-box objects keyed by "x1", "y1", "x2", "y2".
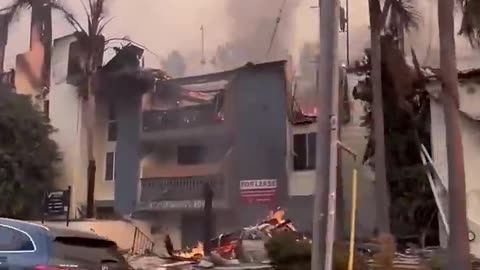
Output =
[
  {"x1": 138, "y1": 175, "x2": 227, "y2": 211},
  {"x1": 141, "y1": 104, "x2": 226, "y2": 143}
]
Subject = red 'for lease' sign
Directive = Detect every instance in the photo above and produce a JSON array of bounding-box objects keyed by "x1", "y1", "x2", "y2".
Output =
[{"x1": 239, "y1": 179, "x2": 277, "y2": 204}]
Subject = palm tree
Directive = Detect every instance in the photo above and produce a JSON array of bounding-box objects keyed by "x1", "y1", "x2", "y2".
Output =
[
  {"x1": 438, "y1": 0, "x2": 472, "y2": 268},
  {"x1": 57, "y1": 0, "x2": 109, "y2": 218},
  {"x1": 1, "y1": 0, "x2": 109, "y2": 218},
  {"x1": 0, "y1": 0, "x2": 54, "y2": 87},
  {"x1": 458, "y1": 0, "x2": 480, "y2": 46},
  {"x1": 367, "y1": 0, "x2": 421, "y2": 233}
]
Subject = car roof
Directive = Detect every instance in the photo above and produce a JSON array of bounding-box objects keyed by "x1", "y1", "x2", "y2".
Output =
[{"x1": 0, "y1": 218, "x2": 112, "y2": 242}]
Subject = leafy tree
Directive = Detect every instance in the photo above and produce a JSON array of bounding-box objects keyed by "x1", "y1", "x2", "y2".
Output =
[
  {"x1": 264, "y1": 232, "x2": 368, "y2": 270},
  {"x1": 0, "y1": 89, "x2": 60, "y2": 219}
]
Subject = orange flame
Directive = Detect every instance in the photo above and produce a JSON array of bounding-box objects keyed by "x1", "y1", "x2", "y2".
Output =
[{"x1": 173, "y1": 242, "x2": 204, "y2": 260}]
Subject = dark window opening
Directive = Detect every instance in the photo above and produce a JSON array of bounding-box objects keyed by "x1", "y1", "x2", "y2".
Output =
[
  {"x1": 0, "y1": 226, "x2": 35, "y2": 251},
  {"x1": 43, "y1": 99, "x2": 50, "y2": 119},
  {"x1": 107, "y1": 122, "x2": 117, "y2": 142},
  {"x1": 293, "y1": 133, "x2": 316, "y2": 171},
  {"x1": 105, "y1": 152, "x2": 115, "y2": 181},
  {"x1": 178, "y1": 145, "x2": 207, "y2": 165}
]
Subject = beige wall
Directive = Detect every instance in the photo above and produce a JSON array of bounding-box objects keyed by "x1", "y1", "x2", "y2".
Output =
[
  {"x1": 94, "y1": 95, "x2": 115, "y2": 201},
  {"x1": 49, "y1": 34, "x2": 113, "y2": 217},
  {"x1": 287, "y1": 122, "x2": 316, "y2": 196}
]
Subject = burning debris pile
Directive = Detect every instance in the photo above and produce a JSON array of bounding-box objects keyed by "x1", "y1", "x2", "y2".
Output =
[{"x1": 164, "y1": 209, "x2": 300, "y2": 266}]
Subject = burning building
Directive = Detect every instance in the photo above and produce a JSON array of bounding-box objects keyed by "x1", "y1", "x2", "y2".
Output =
[{"x1": 92, "y1": 45, "x2": 326, "y2": 251}]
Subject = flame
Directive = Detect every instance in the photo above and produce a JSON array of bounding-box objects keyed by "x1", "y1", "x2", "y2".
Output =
[
  {"x1": 266, "y1": 209, "x2": 297, "y2": 232},
  {"x1": 173, "y1": 242, "x2": 204, "y2": 260}
]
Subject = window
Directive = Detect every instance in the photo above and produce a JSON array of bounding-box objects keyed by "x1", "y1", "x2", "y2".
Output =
[
  {"x1": 177, "y1": 145, "x2": 207, "y2": 165},
  {"x1": 43, "y1": 99, "x2": 50, "y2": 119},
  {"x1": 0, "y1": 225, "x2": 35, "y2": 252},
  {"x1": 293, "y1": 133, "x2": 316, "y2": 171},
  {"x1": 107, "y1": 104, "x2": 117, "y2": 142},
  {"x1": 105, "y1": 152, "x2": 115, "y2": 181}
]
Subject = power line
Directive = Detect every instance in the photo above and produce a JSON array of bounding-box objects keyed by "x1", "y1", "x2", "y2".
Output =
[{"x1": 265, "y1": 0, "x2": 288, "y2": 59}]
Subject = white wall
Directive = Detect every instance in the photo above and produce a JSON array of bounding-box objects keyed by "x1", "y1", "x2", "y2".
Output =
[
  {"x1": 429, "y1": 79, "x2": 480, "y2": 255},
  {"x1": 50, "y1": 35, "x2": 86, "y2": 217},
  {"x1": 49, "y1": 34, "x2": 113, "y2": 216},
  {"x1": 286, "y1": 74, "x2": 377, "y2": 238},
  {"x1": 93, "y1": 96, "x2": 115, "y2": 201},
  {"x1": 287, "y1": 122, "x2": 316, "y2": 196}
]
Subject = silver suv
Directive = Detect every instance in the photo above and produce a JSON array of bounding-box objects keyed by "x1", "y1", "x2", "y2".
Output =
[{"x1": 0, "y1": 218, "x2": 132, "y2": 270}]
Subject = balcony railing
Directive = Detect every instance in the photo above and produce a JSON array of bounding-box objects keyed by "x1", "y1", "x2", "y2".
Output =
[
  {"x1": 140, "y1": 175, "x2": 225, "y2": 203},
  {"x1": 143, "y1": 104, "x2": 223, "y2": 132}
]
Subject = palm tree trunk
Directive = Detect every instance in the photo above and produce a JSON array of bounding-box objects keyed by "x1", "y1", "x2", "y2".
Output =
[
  {"x1": 86, "y1": 75, "x2": 96, "y2": 219},
  {"x1": 437, "y1": 0, "x2": 471, "y2": 268},
  {"x1": 30, "y1": 0, "x2": 51, "y2": 90},
  {"x1": 0, "y1": 15, "x2": 8, "y2": 72},
  {"x1": 369, "y1": 0, "x2": 390, "y2": 233}
]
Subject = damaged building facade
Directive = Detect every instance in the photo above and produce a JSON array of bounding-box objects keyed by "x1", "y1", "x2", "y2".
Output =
[{"x1": 94, "y1": 47, "x2": 325, "y2": 247}]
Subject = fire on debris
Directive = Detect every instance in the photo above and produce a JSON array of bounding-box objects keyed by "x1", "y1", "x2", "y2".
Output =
[{"x1": 165, "y1": 208, "x2": 298, "y2": 262}]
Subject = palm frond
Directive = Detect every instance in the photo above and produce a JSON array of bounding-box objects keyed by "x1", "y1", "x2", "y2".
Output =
[
  {"x1": 458, "y1": 0, "x2": 480, "y2": 46},
  {"x1": 0, "y1": 0, "x2": 32, "y2": 26},
  {"x1": 49, "y1": 2, "x2": 86, "y2": 34},
  {"x1": 390, "y1": 0, "x2": 422, "y2": 32}
]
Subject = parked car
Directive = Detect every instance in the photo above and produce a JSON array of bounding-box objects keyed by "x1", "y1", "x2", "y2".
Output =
[{"x1": 0, "y1": 218, "x2": 132, "y2": 270}]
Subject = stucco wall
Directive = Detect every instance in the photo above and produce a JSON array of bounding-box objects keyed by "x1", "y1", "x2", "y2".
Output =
[
  {"x1": 93, "y1": 95, "x2": 115, "y2": 202},
  {"x1": 49, "y1": 34, "x2": 113, "y2": 216},
  {"x1": 429, "y1": 80, "x2": 480, "y2": 254},
  {"x1": 114, "y1": 92, "x2": 143, "y2": 215},
  {"x1": 50, "y1": 35, "x2": 86, "y2": 217},
  {"x1": 287, "y1": 123, "x2": 316, "y2": 196},
  {"x1": 226, "y1": 63, "x2": 288, "y2": 227}
]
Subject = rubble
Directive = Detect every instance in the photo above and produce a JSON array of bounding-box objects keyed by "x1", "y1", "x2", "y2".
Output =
[{"x1": 163, "y1": 208, "x2": 297, "y2": 269}]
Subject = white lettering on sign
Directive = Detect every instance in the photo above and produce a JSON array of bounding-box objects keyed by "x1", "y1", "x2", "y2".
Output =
[
  {"x1": 239, "y1": 179, "x2": 277, "y2": 190},
  {"x1": 141, "y1": 200, "x2": 227, "y2": 210}
]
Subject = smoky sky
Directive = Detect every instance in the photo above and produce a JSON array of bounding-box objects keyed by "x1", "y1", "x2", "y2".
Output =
[
  {"x1": 223, "y1": 0, "x2": 300, "y2": 64},
  {"x1": 2, "y1": 0, "x2": 480, "y2": 73}
]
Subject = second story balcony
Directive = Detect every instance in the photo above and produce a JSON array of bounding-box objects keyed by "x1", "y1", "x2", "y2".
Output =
[{"x1": 141, "y1": 104, "x2": 226, "y2": 143}]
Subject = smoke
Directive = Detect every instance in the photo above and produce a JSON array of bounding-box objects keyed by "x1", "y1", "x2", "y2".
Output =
[{"x1": 213, "y1": 0, "x2": 300, "y2": 70}]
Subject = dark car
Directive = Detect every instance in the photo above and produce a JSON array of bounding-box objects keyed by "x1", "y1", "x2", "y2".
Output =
[{"x1": 0, "y1": 218, "x2": 132, "y2": 270}]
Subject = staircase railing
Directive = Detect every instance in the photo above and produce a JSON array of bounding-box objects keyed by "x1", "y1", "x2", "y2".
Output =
[
  {"x1": 130, "y1": 226, "x2": 155, "y2": 255},
  {"x1": 419, "y1": 144, "x2": 450, "y2": 235}
]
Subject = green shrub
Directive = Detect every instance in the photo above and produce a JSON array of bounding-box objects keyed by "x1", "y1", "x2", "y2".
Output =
[
  {"x1": 426, "y1": 249, "x2": 480, "y2": 270},
  {"x1": 265, "y1": 232, "x2": 367, "y2": 270}
]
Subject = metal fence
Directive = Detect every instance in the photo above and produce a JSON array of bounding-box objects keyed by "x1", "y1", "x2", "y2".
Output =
[
  {"x1": 143, "y1": 104, "x2": 222, "y2": 132},
  {"x1": 130, "y1": 226, "x2": 155, "y2": 255}
]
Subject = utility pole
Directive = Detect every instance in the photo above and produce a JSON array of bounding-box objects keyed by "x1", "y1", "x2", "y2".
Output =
[
  {"x1": 368, "y1": 0, "x2": 390, "y2": 233},
  {"x1": 311, "y1": 0, "x2": 339, "y2": 269},
  {"x1": 203, "y1": 183, "x2": 213, "y2": 256},
  {"x1": 437, "y1": 0, "x2": 471, "y2": 268},
  {"x1": 345, "y1": 0, "x2": 350, "y2": 66},
  {"x1": 200, "y1": 25, "x2": 206, "y2": 65}
]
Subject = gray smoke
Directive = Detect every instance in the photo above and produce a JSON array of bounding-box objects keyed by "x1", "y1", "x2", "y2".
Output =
[{"x1": 213, "y1": 0, "x2": 300, "y2": 70}]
